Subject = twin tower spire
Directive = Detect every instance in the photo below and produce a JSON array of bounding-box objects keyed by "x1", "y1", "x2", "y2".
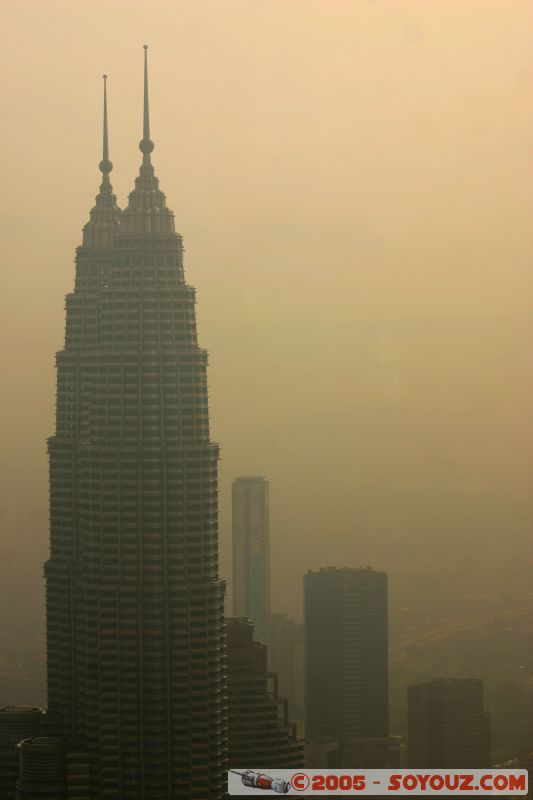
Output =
[
  {"x1": 83, "y1": 46, "x2": 174, "y2": 247},
  {"x1": 99, "y1": 45, "x2": 152, "y2": 176}
]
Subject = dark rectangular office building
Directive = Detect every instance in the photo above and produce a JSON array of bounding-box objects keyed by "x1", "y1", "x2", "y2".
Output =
[
  {"x1": 408, "y1": 679, "x2": 491, "y2": 768},
  {"x1": 305, "y1": 567, "x2": 388, "y2": 757}
]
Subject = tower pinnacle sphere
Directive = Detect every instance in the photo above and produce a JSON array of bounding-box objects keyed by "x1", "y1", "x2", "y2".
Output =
[{"x1": 139, "y1": 137, "x2": 154, "y2": 154}]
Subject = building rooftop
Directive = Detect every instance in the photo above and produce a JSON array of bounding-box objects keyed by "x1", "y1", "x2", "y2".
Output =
[{"x1": 306, "y1": 566, "x2": 382, "y2": 574}]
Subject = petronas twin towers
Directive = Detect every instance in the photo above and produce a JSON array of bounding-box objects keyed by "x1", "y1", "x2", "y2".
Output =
[{"x1": 45, "y1": 48, "x2": 226, "y2": 798}]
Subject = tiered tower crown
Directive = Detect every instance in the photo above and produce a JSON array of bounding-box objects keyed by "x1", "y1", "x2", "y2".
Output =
[
  {"x1": 82, "y1": 75, "x2": 121, "y2": 248},
  {"x1": 120, "y1": 46, "x2": 175, "y2": 236}
]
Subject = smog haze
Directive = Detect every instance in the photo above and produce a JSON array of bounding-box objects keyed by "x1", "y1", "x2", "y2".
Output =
[{"x1": 1, "y1": 2, "x2": 532, "y2": 749}]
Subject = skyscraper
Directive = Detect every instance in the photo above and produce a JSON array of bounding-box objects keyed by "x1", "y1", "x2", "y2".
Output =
[
  {"x1": 226, "y1": 617, "x2": 304, "y2": 769},
  {"x1": 16, "y1": 737, "x2": 67, "y2": 800},
  {"x1": 232, "y1": 476, "x2": 270, "y2": 645},
  {"x1": 408, "y1": 678, "x2": 491, "y2": 768},
  {"x1": 269, "y1": 613, "x2": 305, "y2": 724},
  {"x1": 304, "y1": 567, "x2": 388, "y2": 765},
  {"x1": 45, "y1": 51, "x2": 226, "y2": 798},
  {"x1": 0, "y1": 707, "x2": 45, "y2": 800}
]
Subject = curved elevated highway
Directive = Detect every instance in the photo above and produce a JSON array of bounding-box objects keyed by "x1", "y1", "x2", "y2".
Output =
[{"x1": 390, "y1": 605, "x2": 533, "y2": 663}]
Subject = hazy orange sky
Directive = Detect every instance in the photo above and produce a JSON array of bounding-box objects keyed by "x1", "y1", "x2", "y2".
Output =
[{"x1": 1, "y1": 0, "x2": 533, "y2": 629}]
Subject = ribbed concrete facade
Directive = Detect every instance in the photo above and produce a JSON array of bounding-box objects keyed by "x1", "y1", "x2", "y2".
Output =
[
  {"x1": 0, "y1": 707, "x2": 45, "y2": 799},
  {"x1": 16, "y1": 737, "x2": 66, "y2": 799},
  {"x1": 45, "y1": 56, "x2": 226, "y2": 798}
]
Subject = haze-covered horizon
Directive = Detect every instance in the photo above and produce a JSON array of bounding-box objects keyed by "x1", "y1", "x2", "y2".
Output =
[{"x1": 1, "y1": 0, "x2": 532, "y2": 695}]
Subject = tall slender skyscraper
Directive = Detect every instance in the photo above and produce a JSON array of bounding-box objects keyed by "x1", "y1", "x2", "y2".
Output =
[
  {"x1": 232, "y1": 476, "x2": 270, "y2": 645},
  {"x1": 305, "y1": 567, "x2": 389, "y2": 765},
  {"x1": 45, "y1": 51, "x2": 226, "y2": 799}
]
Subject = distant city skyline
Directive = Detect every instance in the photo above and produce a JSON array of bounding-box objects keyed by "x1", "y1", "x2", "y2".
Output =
[
  {"x1": 0, "y1": 0, "x2": 532, "y2": 787},
  {"x1": 2, "y1": 1, "x2": 532, "y2": 634}
]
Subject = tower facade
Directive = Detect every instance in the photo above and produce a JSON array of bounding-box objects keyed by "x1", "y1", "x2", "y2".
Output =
[
  {"x1": 0, "y1": 707, "x2": 45, "y2": 800},
  {"x1": 226, "y1": 617, "x2": 304, "y2": 769},
  {"x1": 45, "y1": 54, "x2": 226, "y2": 798},
  {"x1": 16, "y1": 737, "x2": 67, "y2": 800},
  {"x1": 232, "y1": 476, "x2": 270, "y2": 645},
  {"x1": 304, "y1": 567, "x2": 388, "y2": 763},
  {"x1": 269, "y1": 613, "x2": 305, "y2": 724},
  {"x1": 408, "y1": 678, "x2": 491, "y2": 768}
]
